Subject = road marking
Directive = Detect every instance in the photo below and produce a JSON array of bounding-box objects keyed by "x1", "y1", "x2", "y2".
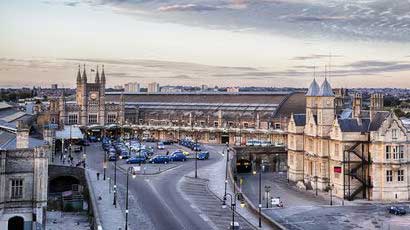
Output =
[{"x1": 146, "y1": 182, "x2": 187, "y2": 230}]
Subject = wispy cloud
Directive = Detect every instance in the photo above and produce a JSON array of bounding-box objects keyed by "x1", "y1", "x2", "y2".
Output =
[
  {"x1": 158, "y1": 4, "x2": 218, "y2": 12},
  {"x1": 62, "y1": 0, "x2": 410, "y2": 42},
  {"x1": 291, "y1": 54, "x2": 343, "y2": 61}
]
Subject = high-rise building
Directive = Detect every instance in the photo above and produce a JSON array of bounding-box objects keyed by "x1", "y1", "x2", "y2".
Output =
[
  {"x1": 124, "y1": 82, "x2": 140, "y2": 93},
  {"x1": 147, "y1": 82, "x2": 160, "y2": 93},
  {"x1": 227, "y1": 87, "x2": 240, "y2": 93}
]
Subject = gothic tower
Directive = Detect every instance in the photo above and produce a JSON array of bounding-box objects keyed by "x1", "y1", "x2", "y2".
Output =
[
  {"x1": 316, "y1": 77, "x2": 335, "y2": 137},
  {"x1": 99, "y1": 65, "x2": 106, "y2": 125},
  {"x1": 80, "y1": 64, "x2": 88, "y2": 125},
  {"x1": 305, "y1": 78, "x2": 319, "y2": 119}
]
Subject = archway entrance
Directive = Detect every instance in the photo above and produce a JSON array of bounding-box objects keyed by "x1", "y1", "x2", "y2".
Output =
[
  {"x1": 49, "y1": 176, "x2": 80, "y2": 193},
  {"x1": 8, "y1": 216, "x2": 24, "y2": 230}
]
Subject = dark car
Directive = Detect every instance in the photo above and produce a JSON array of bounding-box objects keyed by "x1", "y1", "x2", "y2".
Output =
[
  {"x1": 388, "y1": 206, "x2": 406, "y2": 215},
  {"x1": 89, "y1": 136, "x2": 98, "y2": 142},
  {"x1": 108, "y1": 154, "x2": 117, "y2": 161},
  {"x1": 162, "y1": 139, "x2": 174, "y2": 145},
  {"x1": 197, "y1": 151, "x2": 209, "y2": 160},
  {"x1": 149, "y1": 155, "x2": 170, "y2": 164},
  {"x1": 170, "y1": 152, "x2": 187, "y2": 162},
  {"x1": 192, "y1": 144, "x2": 201, "y2": 151},
  {"x1": 126, "y1": 156, "x2": 146, "y2": 164}
]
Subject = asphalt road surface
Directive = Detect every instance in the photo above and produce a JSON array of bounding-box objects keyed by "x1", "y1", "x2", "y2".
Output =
[{"x1": 86, "y1": 141, "x2": 225, "y2": 230}]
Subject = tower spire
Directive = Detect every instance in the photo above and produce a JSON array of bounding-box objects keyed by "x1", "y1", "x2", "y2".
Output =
[
  {"x1": 82, "y1": 64, "x2": 87, "y2": 83},
  {"x1": 95, "y1": 65, "x2": 100, "y2": 83},
  {"x1": 76, "y1": 64, "x2": 81, "y2": 83},
  {"x1": 101, "y1": 64, "x2": 106, "y2": 84}
]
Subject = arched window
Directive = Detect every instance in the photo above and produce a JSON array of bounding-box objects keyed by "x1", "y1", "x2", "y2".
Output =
[{"x1": 8, "y1": 216, "x2": 24, "y2": 230}]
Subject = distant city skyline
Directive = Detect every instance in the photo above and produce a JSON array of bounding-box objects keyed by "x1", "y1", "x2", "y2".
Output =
[{"x1": 1, "y1": 0, "x2": 410, "y2": 88}]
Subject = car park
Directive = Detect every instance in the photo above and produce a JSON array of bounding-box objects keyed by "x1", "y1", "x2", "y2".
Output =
[
  {"x1": 89, "y1": 136, "x2": 98, "y2": 142},
  {"x1": 108, "y1": 154, "x2": 117, "y2": 161},
  {"x1": 149, "y1": 155, "x2": 170, "y2": 164},
  {"x1": 197, "y1": 151, "x2": 209, "y2": 160},
  {"x1": 161, "y1": 139, "x2": 174, "y2": 145},
  {"x1": 170, "y1": 152, "x2": 187, "y2": 162},
  {"x1": 192, "y1": 143, "x2": 201, "y2": 151},
  {"x1": 126, "y1": 156, "x2": 146, "y2": 164},
  {"x1": 388, "y1": 206, "x2": 406, "y2": 215},
  {"x1": 157, "y1": 142, "x2": 165, "y2": 150}
]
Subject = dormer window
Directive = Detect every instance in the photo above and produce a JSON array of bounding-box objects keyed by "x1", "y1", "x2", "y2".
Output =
[{"x1": 392, "y1": 129, "x2": 398, "y2": 139}]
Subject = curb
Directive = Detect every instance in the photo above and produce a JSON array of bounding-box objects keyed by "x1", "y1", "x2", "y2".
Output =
[
  {"x1": 85, "y1": 169, "x2": 103, "y2": 230},
  {"x1": 227, "y1": 158, "x2": 287, "y2": 230}
]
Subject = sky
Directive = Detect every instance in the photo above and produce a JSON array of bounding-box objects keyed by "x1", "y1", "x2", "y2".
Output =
[{"x1": 0, "y1": 0, "x2": 410, "y2": 88}]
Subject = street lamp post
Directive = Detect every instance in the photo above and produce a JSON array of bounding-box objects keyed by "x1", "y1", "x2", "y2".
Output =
[
  {"x1": 223, "y1": 143, "x2": 229, "y2": 203},
  {"x1": 258, "y1": 169, "x2": 262, "y2": 228},
  {"x1": 195, "y1": 138, "x2": 198, "y2": 179},
  {"x1": 253, "y1": 165, "x2": 262, "y2": 228},
  {"x1": 103, "y1": 152, "x2": 107, "y2": 180},
  {"x1": 125, "y1": 167, "x2": 136, "y2": 230},
  {"x1": 113, "y1": 153, "x2": 117, "y2": 207},
  {"x1": 330, "y1": 184, "x2": 334, "y2": 206}
]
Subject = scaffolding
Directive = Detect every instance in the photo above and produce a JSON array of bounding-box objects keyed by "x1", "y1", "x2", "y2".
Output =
[{"x1": 343, "y1": 141, "x2": 372, "y2": 201}]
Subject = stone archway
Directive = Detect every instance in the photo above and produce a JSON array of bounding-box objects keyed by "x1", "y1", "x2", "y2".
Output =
[
  {"x1": 8, "y1": 216, "x2": 24, "y2": 230},
  {"x1": 49, "y1": 176, "x2": 80, "y2": 193}
]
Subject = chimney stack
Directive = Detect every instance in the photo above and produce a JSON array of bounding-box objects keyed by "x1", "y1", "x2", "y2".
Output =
[
  {"x1": 352, "y1": 93, "x2": 362, "y2": 118},
  {"x1": 16, "y1": 120, "x2": 29, "y2": 149},
  {"x1": 370, "y1": 93, "x2": 384, "y2": 120}
]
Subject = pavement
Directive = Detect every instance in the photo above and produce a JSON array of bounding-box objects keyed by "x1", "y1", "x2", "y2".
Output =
[
  {"x1": 46, "y1": 211, "x2": 89, "y2": 230},
  {"x1": 86, "y1": 142, "x2": 226, "y2": 230},
  {"x1": 87, "y1": 168, "x2": 128, "y2": 230},
  {"x1": 179, "y1": 176, "x2": 255, "y2": 230},
  {"x1": 186, "y1": 144, "x2": 274, "y2": 229},
  {"x1": 239, "y1": 172, "x2": 410, "y2": 230}
]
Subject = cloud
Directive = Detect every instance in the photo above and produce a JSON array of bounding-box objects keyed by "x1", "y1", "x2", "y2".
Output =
[
  {"x1": 64, "y1": 1, "x2": 79, "y2": 7},
  {"x1": 80, "y1": 0, "x2": 410, "y2": 42},
  {"x1": 291, "y1": 54, "x2": 343, "y2": 61},
  {"x1": 158, "y1": 4, "x2": 218, "y2": 12},
  {"x1": 346, "y1": 60, "x2": 400, "y2": 68}
]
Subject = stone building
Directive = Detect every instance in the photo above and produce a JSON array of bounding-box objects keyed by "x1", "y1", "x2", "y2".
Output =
[
  {"x1": 48, "y1": 65, "x2": 123, "y2": 128},
  {"x1": 49, "y1": 65, "x2": 307, "y2": 145},
  {"x1": 288, "y1": 78, "x2": 410, "y2": 201},
  {"x1": 0, "y1": 121, "x2": 49, "y2": 229}
]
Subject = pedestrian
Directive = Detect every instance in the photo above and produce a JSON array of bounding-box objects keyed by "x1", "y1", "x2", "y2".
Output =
[
  {"x1": 166, "y1": 150, "x2": 169, "y2": 156},
  {"x1": 97, "y1": 172, "x2": 100, "y2": 180},
  {"x1": 63, "y1": 155, "x2": 66, "y2": 164}
]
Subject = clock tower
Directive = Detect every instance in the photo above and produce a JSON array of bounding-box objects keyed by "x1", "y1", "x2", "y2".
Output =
[{"x1": 76, "y1": 65, "x2": 106, "y2": 126}]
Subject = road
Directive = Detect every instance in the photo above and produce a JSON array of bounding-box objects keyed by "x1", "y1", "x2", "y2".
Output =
[{"x1": 86, "y1": 141, "x2": 225, "y2": 230}]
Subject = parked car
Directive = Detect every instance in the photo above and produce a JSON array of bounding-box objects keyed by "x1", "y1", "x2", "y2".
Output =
[
  {"x1": 170, "y1": 152, "x2": 187, "y2": 162},
  {"x1": 388, "y1": 206, "x2": 406, "y2": 215},
  {"x1": 118, "y1": 150, "x2": 130, "y2": 159},
  {"x1": 162, "y1": 139, "x2": 174, "y2": 145},
  {"x1": 197, "y1": 151, "x2": 209, "y2": 160},
  {"x1": 126, "y1": 156, "x2": 146, "y2": 164},
  {"x1": 192, "y1": 143, "x2": 202, "y2": 151},
  {"x1": 108, "y1": 154, "x2": 117, "y2": 161},
  {"x1": 89, "y1": 136, "x2": 98, "y2": 142},
  {"x1": 149, "y1": 155, "x2": 170, "y2": 164},
  {"x1": 157, "y1": 142, "x2": 165, "y2": 150}
]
